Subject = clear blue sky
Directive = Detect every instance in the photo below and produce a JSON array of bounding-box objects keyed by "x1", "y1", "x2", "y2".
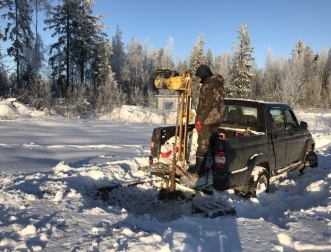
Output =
[
  {"x1": 92, "y1": 0, "x2": 331, "y2": 67},
  {"x1": 1, "y1": 0, "x2": 331, "y2": 68}
]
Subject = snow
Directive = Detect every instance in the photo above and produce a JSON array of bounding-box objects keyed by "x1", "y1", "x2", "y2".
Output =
[{"x1": 1, "y1": 98, "x2": 331, "y2": 251}]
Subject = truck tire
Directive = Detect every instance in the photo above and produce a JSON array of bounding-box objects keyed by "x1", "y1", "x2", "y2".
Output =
[
  {"x1": 248, "y1": 167, "x2": 269, "y2": 197},
  {"x1": 304, "y1": 151, "x2": 318, "y2": 168},
  {"x1": 300, "y1": 151, "x2": 318, "y2": 174}
]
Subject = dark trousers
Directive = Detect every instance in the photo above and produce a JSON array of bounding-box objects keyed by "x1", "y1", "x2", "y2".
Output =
[{"x1": 196, "y1": 123, "x2": 219, "y2": 158}]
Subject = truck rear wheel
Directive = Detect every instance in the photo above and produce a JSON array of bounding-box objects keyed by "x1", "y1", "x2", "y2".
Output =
[{"x1": 248, "y1": 167, "x2": 269, "y2": 197}]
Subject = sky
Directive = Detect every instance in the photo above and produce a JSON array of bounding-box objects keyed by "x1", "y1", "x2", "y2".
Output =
[
  {"x1": 90, "y1": 0, "x2": 331, "y2": 67},
  {"x1": 1, "y1": 0, "x2": 331, "y2": 69},
  {"x1": 0, "y1": 98, "x2": 331, "y2": 251}
]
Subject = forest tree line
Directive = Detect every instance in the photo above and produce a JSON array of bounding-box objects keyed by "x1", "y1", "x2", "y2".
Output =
[{"x1": 0, "y1": 0, "x2": 331, "y2": 117}]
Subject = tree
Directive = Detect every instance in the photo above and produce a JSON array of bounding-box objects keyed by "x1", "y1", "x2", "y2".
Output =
[
  {"x1": 279, "y1": 60, "x2": 305, "y2": 108},
  {"x1": 44, "y1": 0, "x2": 106, "y2": 96},
  {"x1": 262, "y1": 46, "x2": 275, "y2": 98},
  {"x1": 97, "y1": 38, "x2": 113, "y2": 86},
  {"x1": 160, "y1": 37, "x2": 174, "y2": 69},
  {"x1": 142, "y1": 45, "x2": 157, "y2": 96},
  {"x1": 1, "y1": 0, "x2": 34, "y2": 91},
  {"x1": 204, "y1": 49, "x2": 213, "y2": 69},
  {"x1": 0, "y1": 3, "x2": 3, "y2": 51},
  {"x1": 188, "y1": 34, "x2": 205, "y2": 74},
  {"x1": 121, "y1": 37, "x2": 145, "y2": 96},
  {"x1": 30, "y1": 0, "x2": 52, "y2": 74},
  {"x1": 188, "y1": 34, "x2": 205, "y2": 102},
  {"x1": 250, "y1": 67, "x2": 263, "y2": 100},
  {"x1": 156, "y1": 48, "x2": 164, "y2": 69},
  {"x1": 230, "y1": 22, "x2": 255, "y2": 98},
  {"x1": 44, "y1": 0, "x2": 80, "y2": 95},
  {"x1": 321, "y1": 48, "x2": 331, "y2": 107},
  {"x1": 314, "y1": 49, "x2": 329, "y2": 107},
  {"x1": 262, "y1": 47, "x2": 286, "y2": 101},
  {"x1": 213, "y1": 52, "x2": 231, "y2": 90},
  {"x1": 110, "y1": 25, "x2": 126, "y2": 85},
  {"x1": 0, "y1": 55, "x2": 10, "y2": 95},
  {"x1": 287, "y1": 40, "x2": 320, "y2": 107},
  {"x1": 72, "y1": 0, "x2": 107, "y2": 84},
  {"x1": 177, "y1": 60, "x2": 188, "y2": 74},
  {"x1": 97, "y1": 70, "x2": 117, "y2": 114}
]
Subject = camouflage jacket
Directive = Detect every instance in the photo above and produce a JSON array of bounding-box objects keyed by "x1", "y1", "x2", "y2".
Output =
[{"x1": 196, "y1": 75, "x2": 225, "y2": 125}]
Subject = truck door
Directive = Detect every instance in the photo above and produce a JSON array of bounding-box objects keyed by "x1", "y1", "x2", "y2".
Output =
[
  {"x1": 268, "y1": 108, "x2": 291, "y2": 168},
  {"x1": 285, "y1": 109, "x2": 305, "y2": 163}
]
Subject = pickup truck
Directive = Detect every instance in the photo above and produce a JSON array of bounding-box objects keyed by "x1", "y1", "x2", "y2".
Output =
[{"x1": 148, "y1": 98, "x2": 318, "y2": 196}]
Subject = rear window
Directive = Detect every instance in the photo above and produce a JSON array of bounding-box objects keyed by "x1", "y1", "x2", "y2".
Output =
[{"x1": 222, "y1": 105, "x2": 258, "y2": 128}]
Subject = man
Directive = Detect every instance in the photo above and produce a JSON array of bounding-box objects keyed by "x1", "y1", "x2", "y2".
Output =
[{"x1": 188, "y1": 64, "x2": 225, "y2": 178}]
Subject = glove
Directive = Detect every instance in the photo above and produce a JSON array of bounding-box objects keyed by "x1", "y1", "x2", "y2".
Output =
[{"x1": 195, "y1": 120, "x2": 202, "y2": 132}]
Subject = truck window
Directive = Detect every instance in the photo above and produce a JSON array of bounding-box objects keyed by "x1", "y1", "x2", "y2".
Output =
[
  {"x1": 223, "y1": 105, "x2": 258, "y2": 128},
  {"x1": 285, "y1": 110, "x2": 298, "y2": 129},
  {"x1": 269, "y1": 108, "x2": 285, "y2": 130}
]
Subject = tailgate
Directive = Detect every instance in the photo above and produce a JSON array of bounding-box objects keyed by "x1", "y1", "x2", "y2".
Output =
[{"x1": 150, "y1": 124, "x2": 195, "y2": 158}]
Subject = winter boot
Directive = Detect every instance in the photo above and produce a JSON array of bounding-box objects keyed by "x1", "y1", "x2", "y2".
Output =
[
  {"x1": 181, "y1": 155, "x2": 211, "y2": 188},
  {"x1": 195, "y1": 155, "x2": 207, "y2": 178},
  {"x1": 185, "y1": 156, "x2": 206, "y2": 178}
]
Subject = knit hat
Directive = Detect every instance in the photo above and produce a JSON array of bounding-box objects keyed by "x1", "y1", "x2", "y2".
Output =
[{"x1": 195, "y1": 64, "x2": 213, "y2": 84}]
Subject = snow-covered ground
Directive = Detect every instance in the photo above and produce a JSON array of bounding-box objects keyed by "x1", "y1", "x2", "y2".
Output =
[{"x1": 0, "y1": 98, "x2": 331, "y2": 252}]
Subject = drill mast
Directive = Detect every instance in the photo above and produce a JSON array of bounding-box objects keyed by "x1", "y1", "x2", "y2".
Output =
[{"x1": 154, "y1": 69, "x2": 193, "y2": 191}]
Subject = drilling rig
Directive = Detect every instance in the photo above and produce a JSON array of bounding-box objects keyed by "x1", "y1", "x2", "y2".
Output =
[
  {"x1": 139, "y1": 69, "x2": 235, "y2": 217},
  {"x1": 148, "y1": 69, "x2": 197, "y2": 193}
]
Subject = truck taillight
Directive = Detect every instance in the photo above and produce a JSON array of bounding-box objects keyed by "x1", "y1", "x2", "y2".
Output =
[
  {"x1": 214, "y1": 151, "x2": 226, "y2": 168},
  {"x1": 150, "y1": 137, "x2": 155, "y2": 152}
]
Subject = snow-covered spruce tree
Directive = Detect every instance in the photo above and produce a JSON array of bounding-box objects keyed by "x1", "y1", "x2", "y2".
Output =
[
  {"x1": 1, "y1": 0, "x2": 34, "y2": 91},
  {"x1": 230, "y1": 22, "x2": 255, "y2": 98},
  {"x1": 111, "y1": 25, "x2": 126, "y2": 87},
  {"x1": 189, "y1": 34, "x2": 205, "y2": 104},
  {"x1": 189, "y1": 34, "x2": 205, "y2": 75}
]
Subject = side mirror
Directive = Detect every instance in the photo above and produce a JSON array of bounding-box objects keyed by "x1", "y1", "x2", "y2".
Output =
[{"x1": 300, "y1": 121, "x2": 308, "y2": 130}]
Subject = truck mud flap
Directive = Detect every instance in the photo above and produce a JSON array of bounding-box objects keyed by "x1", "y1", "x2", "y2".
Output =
[{"x1": 192, "y1": 199, "x2": 236, "y2": 218}]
